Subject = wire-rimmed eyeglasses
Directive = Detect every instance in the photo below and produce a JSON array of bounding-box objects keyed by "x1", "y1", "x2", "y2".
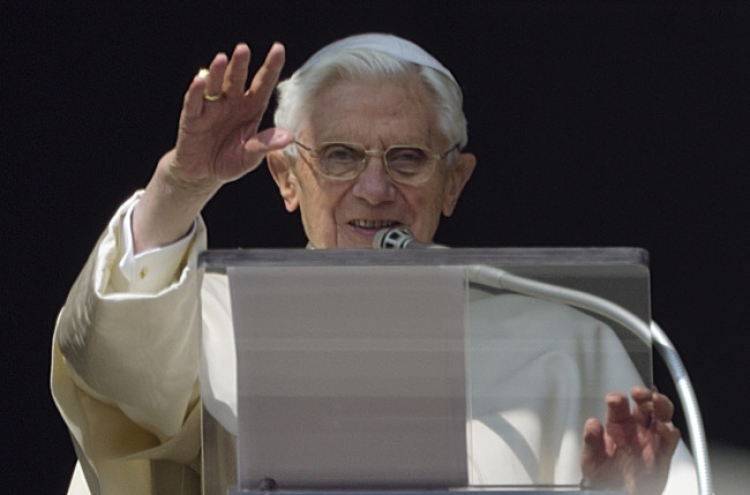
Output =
[{"x1": 294, "y1": 141, "x2": 459, "y2": 185}]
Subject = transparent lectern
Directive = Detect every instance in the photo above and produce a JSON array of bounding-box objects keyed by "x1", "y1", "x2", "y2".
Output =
[{"x1": 198, "y1": 248, "x2": 656, "y2": 495}]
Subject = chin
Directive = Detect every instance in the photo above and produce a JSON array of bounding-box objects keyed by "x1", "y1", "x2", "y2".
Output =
[
  {"x1": 334, "y1": 235, "x2": 378, "y2": 249},
  {"x1": 338, "y1": 241, "x2": 375, "y2": 249}
]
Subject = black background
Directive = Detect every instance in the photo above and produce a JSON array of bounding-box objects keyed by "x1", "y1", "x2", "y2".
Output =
[{"x1": 3, "y1": 1, "x2": 749, "y2": 493}]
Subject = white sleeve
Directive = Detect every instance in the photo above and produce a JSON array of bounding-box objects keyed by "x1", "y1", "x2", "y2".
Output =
[
  {"x1": 52, "y1": 191, "x2": 207, "y2": 495},
  {"x1": 53, "y1": 190, "x2": 207, "y2": 437},
  {"x1": 109, "y1": 199, "x2": 197, "y2": 294}
]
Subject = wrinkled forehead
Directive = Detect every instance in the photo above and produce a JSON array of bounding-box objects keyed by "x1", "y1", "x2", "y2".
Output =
[{"x1": 302, "y1": 76, "x2": 444, "y2": 146}]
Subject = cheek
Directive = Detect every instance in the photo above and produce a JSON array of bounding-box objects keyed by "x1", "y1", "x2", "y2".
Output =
[
  {"x1": 404, "y1": 185, "x2": 446, "y2": 240},
  {"x1": 293, "y1": 167, "x2": 330, "y2": 213},
  {"x1": 302, "y1": 181, "x2": 348, "y2": 216},
  {"x1": 298, "y1": 181, "x2": 353, "y2": 247}
]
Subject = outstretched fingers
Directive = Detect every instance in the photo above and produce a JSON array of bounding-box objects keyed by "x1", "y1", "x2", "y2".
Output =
[
  {"x1": 182, "y1": 43, "x2": 283, "y2": 124},
  {"x1": 631, "y1": 386, "x2": 657, "y2": 428},
  {"x1": 604, "y1": 392, "x2": 640, "y2": 452},
  {"x1": 581, "y1": 388, "x2": 681, "y2": 495},
  {"x1": 223, "y1": 44, "x2": 251, "y2": 98},
  {"x1": 581, "y1": 417, "x2": 607, "y2": 475},
  {"x1": 606, "y1": 392, "x2": 634, "y2": 426},
  {"x1": 183, "y1": 52, "x2": 228, "y2": 119},
  {"x1": 640, "y1": 388, "x2": 680, "y2": 460},
  {"x1": 203, "y1": 52, "x2": 228, "y2": 98},
  {"x1": 631, "y1": 386, "x2": 678, "y2": 432},
  {"x1": 651, "y1": 390, "x2": 676, "y2": 423},
  {"x1": 246, "y1": 42, "x2": 286, "y2": 110}
]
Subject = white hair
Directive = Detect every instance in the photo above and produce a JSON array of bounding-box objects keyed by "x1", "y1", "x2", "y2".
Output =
[{"x1": 273, "y1": 35, "x2": 468, "y2": 160}]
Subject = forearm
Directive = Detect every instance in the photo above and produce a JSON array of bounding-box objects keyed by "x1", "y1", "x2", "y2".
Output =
[{"x1": 133, "y1": 149, "x2": 220, "y2": 254}]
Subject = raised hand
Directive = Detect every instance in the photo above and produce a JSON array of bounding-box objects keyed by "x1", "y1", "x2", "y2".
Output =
[
  {"x1": 133, "y1": 43, "x2": 294, "y2": 252},
  {"x1": 173, "y1": 42, "x2": 292, "y2": 185},
  {"x1": 580, "y1": 386, "x2": 681, "y2": 495}
]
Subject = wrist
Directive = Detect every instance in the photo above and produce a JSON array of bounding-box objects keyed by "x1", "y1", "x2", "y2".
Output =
[
  {"x1": 132, "y1": 151, "x2": 219, "y2": 253},
  {"x1": 158, "y1": 149, "x2": 222, "y2": 198}
]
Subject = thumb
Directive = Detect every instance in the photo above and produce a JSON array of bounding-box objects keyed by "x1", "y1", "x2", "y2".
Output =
[{"x1": 246, "y1": 127, "x2": 294, "y2": 155}]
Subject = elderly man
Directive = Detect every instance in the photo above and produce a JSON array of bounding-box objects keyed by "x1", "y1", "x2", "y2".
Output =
[{"x1": 52, "y1": 34, "x2": 695, "y2": 495}]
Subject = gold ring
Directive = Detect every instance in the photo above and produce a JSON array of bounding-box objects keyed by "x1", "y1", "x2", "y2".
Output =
[{"x1": 197, "y1": 68, "x2": 221, "y2": 101}]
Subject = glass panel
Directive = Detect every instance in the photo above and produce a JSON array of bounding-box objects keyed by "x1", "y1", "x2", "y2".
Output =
[
  {"x1": 230, "y1": 265, "x2": 467, "y2": 490},
  {"x1": 199, "y1": 248, "x2": 650, "y2": 494}
]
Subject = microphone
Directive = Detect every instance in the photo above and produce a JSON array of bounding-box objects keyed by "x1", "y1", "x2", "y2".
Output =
[{"x1": 373, "y1": 227, "x2": 447, "y2": 249}]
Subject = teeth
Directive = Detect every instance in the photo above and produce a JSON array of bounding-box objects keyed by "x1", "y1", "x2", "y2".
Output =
[{"x1": 352, "y1": 220, "x2": 396, "y2": 229}]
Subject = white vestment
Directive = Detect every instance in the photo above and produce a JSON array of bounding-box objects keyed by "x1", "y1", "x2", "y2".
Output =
[{"x1": 52, "y1": 193, "x2": 698, "y2": 495}]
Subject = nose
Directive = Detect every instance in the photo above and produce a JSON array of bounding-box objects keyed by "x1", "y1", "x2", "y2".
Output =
[{"x1": 351, "y1": 156, "x2": 397, "y2": 205}]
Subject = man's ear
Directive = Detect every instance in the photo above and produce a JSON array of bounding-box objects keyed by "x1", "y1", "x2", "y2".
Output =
[
  {"x1": 442, "y1": 152, "x2": 476, "y2": 217},
  {"x1": 267, "y1": 151, "x2": 300, "y2": 212}
]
